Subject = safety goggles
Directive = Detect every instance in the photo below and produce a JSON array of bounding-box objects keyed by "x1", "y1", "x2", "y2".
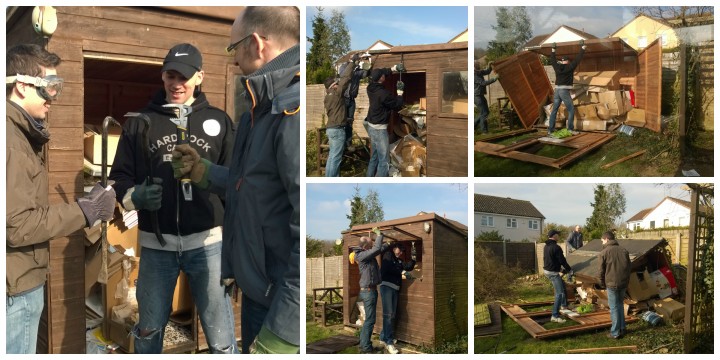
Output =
[
  {"x1": 225, "y1": 33, "x2": 267, "y2": 56},
  {"x1": 6, "y1": 74, "x2": 64, "y2": 101}
]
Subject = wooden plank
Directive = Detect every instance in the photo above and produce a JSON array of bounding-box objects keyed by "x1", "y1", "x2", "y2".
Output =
[
  {"x1": 567, "y1": 345, "x2": 638, "y2": 353},
  {"x1": 601, "y1": 150, "x2": 647, "y2": 169}
]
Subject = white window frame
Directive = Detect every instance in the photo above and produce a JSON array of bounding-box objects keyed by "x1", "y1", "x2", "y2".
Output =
[
  {"x1": 663, "y1": 219, "x2": 670, "y2": 228},
  {"x1": 528, "y1": 219, "x2": 539, "y2": 230},
  {"x1": 506, "y1": 218, "x2": 517, "y2": 228},
  {"x1": 481, "y1": 215, "x2": 494, "y2": 227},
  {"x1": 650, "y1": 220, "x2": 656, "y2": 229}
]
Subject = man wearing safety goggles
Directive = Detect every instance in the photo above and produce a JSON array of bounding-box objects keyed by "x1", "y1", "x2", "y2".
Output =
[{"x1": 6, "y1": 44, "x2": 116, "y2": 354}]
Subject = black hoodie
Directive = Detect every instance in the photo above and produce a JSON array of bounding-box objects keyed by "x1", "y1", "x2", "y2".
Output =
[
  {"x1": 109, "y1": 90, "x2": 235, "y2": 238},
  {"x1": 366, "y1": 81, "x2": 403, "y2": 125}
]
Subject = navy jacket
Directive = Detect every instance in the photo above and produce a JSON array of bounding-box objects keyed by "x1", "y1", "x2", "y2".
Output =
[
  {"x1": 543, "y1": 239, "x2": 572, "y2": 273},
  {"x1": 380, "y1": 250, "x2": 416, "y2": 288}
]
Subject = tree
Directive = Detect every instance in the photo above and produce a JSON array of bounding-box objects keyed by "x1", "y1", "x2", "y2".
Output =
[
  {"x1": 306, "y1": 235, "x2": 324, "y2": 258},
  {"x1": 632, "y1": 6, "x2": 714, "y2": 27},
  {"x1": 347, "y1": 185, "x2": 385, "y2": 229},
  {"x1": 585, "y1": 184, "x2": 627, "y2": 239},
  {"x1": 306, "y1": 7, "x2": 334, "y2": 84},
  {"x1": 328, "y1": 9, "x2": 351, "y2": 64},
  {"x1": 346, "y1": 185, "x2": 367, "y2": 229},
  {"x1": 485, "y1": 7, "x2": 533, "y2": 62}
]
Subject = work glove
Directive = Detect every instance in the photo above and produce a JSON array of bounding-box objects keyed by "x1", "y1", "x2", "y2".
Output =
[
  {"x1": 372, "y1": 227, "x2": 381, "y2": 236},
  {"x1": 391, "y1": 63, "x2": 406, "y2": 73},
  {"x1": 78, "y1": 183, "x2": 117, "y2": 227},
  {"x1": 411, "y1": 246, "x2": 417, "y2": 261},
  {"x1": 251, "y1": 326, "x2": 299, "y2": 354},
  {"x1": 552, "y1": 42, "x2": 557, "y2": 52},
  {"x1": 171, "y1": 144, "x2": 211, "y2": 189},
  {"x1": 492, "y1": 76, "x2": 499, "y2": 82},
  {"x1": 130, "y1": 178, "x2": 163, "y2": 211},
  {"x1": 580, "y1": 39, "x2": 586, "y2": 50},
  {"x1": 396, "y1": 80, "x2": 405, "y2": 96}
]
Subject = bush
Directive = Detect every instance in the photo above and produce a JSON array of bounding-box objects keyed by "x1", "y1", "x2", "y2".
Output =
[{"x1": 474, "y1": 245, "x2": 523, "y2": 303}]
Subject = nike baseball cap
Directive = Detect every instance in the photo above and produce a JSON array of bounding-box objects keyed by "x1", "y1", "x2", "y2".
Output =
[{"x1": 162, "y1": 43, "x2": 202, "y2": 79}]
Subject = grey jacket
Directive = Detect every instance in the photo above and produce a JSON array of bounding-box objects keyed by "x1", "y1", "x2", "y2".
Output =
[
  {"x1": 207, "y1": 45, "x2": 300, "y2": 345},
  {"x1": 599, "y1": 239, "x2": 631, "y2": 289},
  {"x1": 354, "y1": 234, "x2": 389, "y2": 288}
]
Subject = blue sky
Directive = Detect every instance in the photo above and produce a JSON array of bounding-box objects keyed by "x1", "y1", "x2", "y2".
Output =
[
  {"x1": 475, "y1": 6, "x2": 632, "y2": 48},
  {"x1": 473, "y1": 183, "x2": 694, "y2": 227},
  {"x1": 307, "y1": 6, "x2": 468, "y2": 52},
  {"x1": 306, "y1": 183, "x2": 468, "y2": 240}
]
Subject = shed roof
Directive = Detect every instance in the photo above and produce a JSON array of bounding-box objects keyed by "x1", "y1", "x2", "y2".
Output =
[
  {"x1": 474, "y1": 194, "x2": 545, "y2": 219},
  {"x1": 566, "y1": 238, "x2": 668, "y2": 280},
  {"x1": 344, "y1": 212, "x2": 468, "y2": 237}
]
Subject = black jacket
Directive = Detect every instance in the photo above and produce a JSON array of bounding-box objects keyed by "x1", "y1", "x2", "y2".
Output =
[
  {"x1": 366, "y1": 80, "x2": 403, "y2": 125},
  {"x1": 109, "y1": 91, "x2": 234, "y2": 237},
  {"x1": 474, "y1": 67, "x2": 496, "y2": 97},
  {"x1": 340, "y1": 62, "x2": 369, "y2": 100},
  {"x1": 550, "y1": 48, "x2": 585, "y2": 87},
  {"x1": 380, "y1": 250, "x2": 416, "y2": 288},
  {"x1": 543, "y1": 239, "x2": 572, "y2": 273},
  {"x1": 567, "y1": 230, "x2": 583, "y2": 249}
]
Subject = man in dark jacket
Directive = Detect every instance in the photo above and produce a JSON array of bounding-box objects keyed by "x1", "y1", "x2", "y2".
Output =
[
  {"x1": 543, "y1": 230, "x2": 573, "y2": 323},
  {"x1": 110, "y1": 43, "x2": 237, "y2": 354},
  {"x1": 171, "y1": 6, "x2": 300, "y2": 354},
  {"x1": 599, "y1": 231, "x2": 631, "y2": 339},
  {"x1": 353, "y1": 228, "x2": 390, "y2": 353},
  {"x1": 364, "y1": 67, "x2": 404, "y2": 177},
  {"x1": 6, "y1": 44, "x2": 116, "y2": 354},
  {"x1": 340, "y1": 51, "x2": 372, "y2": 149},
  {"x1": 547, "y1": 41, "x2": 586, "y2": 134},
  {"x1": 474, "y1": 59, "x2": 497, "y2": 134},
  {"x1": 324, "y1": 54, "x2": 359, "y2": 177},
  {"x1": 566, "y1": 225, "x2": 584, "y2": 253},
  {"x1": 379, "y1": 243, "x2": 416, "y2": 354}
]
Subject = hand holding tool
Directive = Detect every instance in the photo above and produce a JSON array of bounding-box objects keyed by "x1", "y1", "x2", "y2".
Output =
[{"x1": 163, "y1": 103, "x2": 194, "y2": 201}]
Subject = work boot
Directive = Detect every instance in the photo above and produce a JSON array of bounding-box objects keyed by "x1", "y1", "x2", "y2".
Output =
[
  {"x1": 550, "y1": 316, "x2": 566, "y2": 323},
  {"x1": 386, "y1": 344, "x2": 399, "y2": 354}
]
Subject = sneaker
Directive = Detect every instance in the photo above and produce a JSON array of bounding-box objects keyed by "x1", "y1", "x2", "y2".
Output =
[
  {"x1": 386, "y1": 344, "x2": 399, "y2": 354},
  {"x1": 606, "y1": 333, "x2": 621, "y2": 340},
  {"x1": 550, "y1": 316, "x2": 566, "y2": 323},
  {"x1": 570, "y1": 130, "x2": 579, "y2": 135}
]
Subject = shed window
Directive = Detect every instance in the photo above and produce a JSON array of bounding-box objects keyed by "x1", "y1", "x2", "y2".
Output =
[
  {"x1": 649, "y1": 220, "x2": 656, "y2": 229},
  {"x1": 441, "y1": 71, "x2": 468, "y2": 115},
  {"x1": 480, "y1": 215, "x2": 494, "y2": 227},
  {"x1": 506, "y1": 218, "x2": 517, "y2": 228},
  {"x1": 528, "y1": 220, "x2": 539, "y2": 230}
]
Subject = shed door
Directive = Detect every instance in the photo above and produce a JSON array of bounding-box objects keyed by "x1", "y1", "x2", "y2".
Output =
[
  {"x1": 493, "y1": 51, "x2": 552, "y2": 129},
  {"x1": 636, "y1": 39, "x2": 662, "y2": 132}
]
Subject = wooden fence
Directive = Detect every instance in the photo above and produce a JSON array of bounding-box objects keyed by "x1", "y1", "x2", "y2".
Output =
[
  {"x1": 306, "y1": 255, "x2": 343, "y2": 295},
  {"x1": 476, "y1": 241, "x2": 537, "y2": 272},
  {"x1": 306, "y1": 84, "x2": 370, "y2": 137}
]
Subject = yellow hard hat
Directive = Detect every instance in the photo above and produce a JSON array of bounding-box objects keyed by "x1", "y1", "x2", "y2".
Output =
[{"x1": 349, "y1": 252, "x2": 356, "y2": 265}]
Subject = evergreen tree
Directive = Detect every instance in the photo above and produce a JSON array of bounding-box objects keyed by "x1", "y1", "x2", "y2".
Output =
[
  {"x1": 306, "y1": 235, "x2": 324, "y2": 258},
  {"x1": 307, "y1": 7, "x2": 334, "y2": 84},
  {"x1": 585, "y1": 184, "x2": 627, "y2": 239},
  {"x1": 328, "y1": 9, "x2": 351, "y2": 64},
  {"x1": 347, "y1": 185, "x2": 367, "y2": 229},
  {"x1": 363, "y1": 189, "x2": 385, "y2": 224},
  {"x1": 485, "y1": 7, "x2": 533, "y2": 62}
]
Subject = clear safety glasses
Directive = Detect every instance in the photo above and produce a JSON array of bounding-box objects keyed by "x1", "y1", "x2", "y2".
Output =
[{"x1": 6, "y1": 74, "x2": 64, "y2": 101}]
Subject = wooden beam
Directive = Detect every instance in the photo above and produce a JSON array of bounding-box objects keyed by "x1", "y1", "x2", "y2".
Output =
[
  {"x1": 601, "y1": 150, "x2": 647, "y2": 169},
  {"x1": 567, "y1": 345, "x2": 638, "y2": 353}
]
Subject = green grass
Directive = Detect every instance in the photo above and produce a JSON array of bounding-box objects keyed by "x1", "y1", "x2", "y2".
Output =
[
  {"x1": 306, "y1": 322, "x2": 359, "y2": 354},
  {"x1": 474, "y1": 277, "x2": 685, "y2": 354}
]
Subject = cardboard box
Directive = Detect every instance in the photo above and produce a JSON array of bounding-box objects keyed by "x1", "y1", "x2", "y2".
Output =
[
  {"x1": 450, "y1": 98, "x2": 469, "y2": 115},
  {"x1": 575, "y1": 104, "x2": 599, "y2": 120},
  {"x1": 576, "y1": 120, "x2": 607, "y2": 131},
  {"x1": 575, "y1": 71, "x2": 621, "y2": 89},
  {"x1": 595, "y1": 104, "x2": 612, "y2": 120},
  {"x1": 85, "y1": 244, "x2": 126, "y2": 298},
  {"x1": 84, "y1": 128, "x2": 121, "y2": 166},
  {"x1": 172, "y1": 272, "x2": 194, "y2": 315},
  {"x1": 650, "y1": 269, "x2": 673, "y2": 299},
  {"x1": 652, "y1": 298, "x2": 685, "y2": 323},
  {"x1": 598, "y1": 90, "x2": 624, "y2": 110},
  {"x1": 626, "y1": 109, "x2": 646, "y2": 127},
  {"x1": 627, "y1": 270, "x2": 659, "y2": 301},
  {"x1": 109, "y1": 318, "x2": 135, "y2": 353},
  {"x1": 419, "y1": 97, "x2": 427, "y2": 110}
]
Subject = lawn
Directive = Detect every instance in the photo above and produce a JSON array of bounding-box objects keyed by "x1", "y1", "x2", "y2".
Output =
[
  {"x1": 306, "y1": 322, "x2": 359, "y2": 354},
  {"x1": 474, "y1": 276, "x2": 685, "y2": 354}
]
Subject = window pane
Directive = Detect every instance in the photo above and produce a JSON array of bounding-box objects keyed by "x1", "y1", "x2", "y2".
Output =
[{"x1": 441, "y1": 71, "x2": 468, "y2": 114}]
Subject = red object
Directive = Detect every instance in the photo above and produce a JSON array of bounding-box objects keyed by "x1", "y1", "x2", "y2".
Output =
[
  {"x1": 629, "y1": 89, "x2": 636, "y2": 106},
  {"x1": 660, "y1": 266, "x2": 678, "y2": 295}
]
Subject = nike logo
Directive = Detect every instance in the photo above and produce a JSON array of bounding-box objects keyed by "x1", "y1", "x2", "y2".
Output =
[{"x1": 175, "y1": 52, "x2": 189, "y2": 57}]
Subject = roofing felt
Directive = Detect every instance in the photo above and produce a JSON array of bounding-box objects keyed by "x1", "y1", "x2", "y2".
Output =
[
  {"x1": 474, "y1": 194, "x2": 545, "y2": 219},
  {"x1": 566, "y1": 238, "x2": 668, "y2": 280}
]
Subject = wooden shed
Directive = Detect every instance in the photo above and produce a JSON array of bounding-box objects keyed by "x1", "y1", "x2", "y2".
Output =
[
  {"x1": 6, "y1": 6, "x2": 243, "y2": 353},
  {"x1": 341, "y1": 213, "x2": 468, "y2": 347},
  {"x1": 370, "y1": 42, "x2": 468, "y2": 177}
]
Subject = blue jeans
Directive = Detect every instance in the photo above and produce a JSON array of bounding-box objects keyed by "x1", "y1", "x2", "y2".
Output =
[
  {"x1": 6, "y1": 285, "x2": 44, "y2": 354},
  {"x1": 364, "y1": 121, "x2": 389, "y2": 177},
  {"x1": 359, "y1": 289, "x2": 378, "y2": 352},
  {"x1": 607, "y1": 287, "x2": 627, "y2": 337},
  {"x1": 133, "y1": 243, "x2": 237, "y2": 354},
  {"x1": 379, "y1": 285, "x2": 398, "y2": 345},
  {"x1": 548, "y1": 88, "x2": 576, "y2": 132},
  {"x1": 325, "y1": 127, "x2": 345, "y2": 177},
  {"x1": 544, "y1": 271, "x2": 567, "y2": 318},
  {"x1": 241, "y1": 293, "x2": 269, "y2": 354},
  {"x1": 474, "y1": 95, "x2": 489, "y2": 132}
]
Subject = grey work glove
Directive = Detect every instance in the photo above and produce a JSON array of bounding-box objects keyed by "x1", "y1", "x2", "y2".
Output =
[
  {"x1": 130, "y1": 177, "x2": 163, "y2": 211},
  {"x1": 552, "y1": 42, "x2": 557, "y2": 52},
  {"x1": 78, "y1": 183, "x2": 116, "y2": 227},
  {"x1": 391, "y1": 63, "x2": 406, "y2": 73},
  {"x1": 396, "y1": 80, "x2": 405, "y2": 96}
]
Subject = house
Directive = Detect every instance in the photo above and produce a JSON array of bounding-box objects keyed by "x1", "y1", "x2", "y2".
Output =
[
  {"x1": 626, "y1": 196, "x2": 691, "y2": 230},
  {"x1": 449, "y1": 28, "x2": 468, "y2": 43},
  {"x1": 612, "y1": 14, "x2": 679, "y2": 50},
  {"x1": 366, "y1": 39, "x2": 393, "y2": 51},
  {"x1": 474, "y1": 194, "x2": 545, "y2": 241},
  {"x1": 523, "y1": 25, "x2": 598, "y2": 50}
]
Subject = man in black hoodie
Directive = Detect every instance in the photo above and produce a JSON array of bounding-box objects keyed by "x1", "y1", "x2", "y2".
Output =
[
  {"x1": 542, "y1": 230, "x2": 572, "y2": 323},
  {"x1": 365, "y1": 67, "x2": 404, "y2": 177},
  {"x1": 109, "y1": 43, "x2": 237, "y2": 354},
  {"x1": 379, "y1": 243, "x2": 416, "y2": 354},
  {"x1": 547, "y1": 41, "x2": 586, "y2": 135}
]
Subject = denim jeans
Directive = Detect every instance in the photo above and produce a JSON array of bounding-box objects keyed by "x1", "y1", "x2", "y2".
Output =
[
  {"x1": 548, "y1": 88, "x2": 576, "y2": 132},
  {"x1": 607, "y1": 287, "x2": 627, "y2": 337},
  {"x1": 379, "y1": 285, "x2": 398, "y2": 345},
  {"x1": 359, "y1": 288, "x2": 378, "y2": 352},
  {"x1": 241, "y1": 293, "x2": 269, "y2": 353},
  {"x1": 474, "y1": 95, "x2": 489, "y2": 132},
  {"x1": 6, "y1": 285, "x2": 44, "y2": 354},
  {"x1": 364, "y1": 121, "x2": 389, "y2": 177},
  {"x1": 544, "y1": 271, "x2": 567, "y2": 318},
  {"x1": 325, "y1": 127, "x2": 345, "y2": 177},
  {"x1": 133, "y1": 243, "x2": 237, "y2": 354}
]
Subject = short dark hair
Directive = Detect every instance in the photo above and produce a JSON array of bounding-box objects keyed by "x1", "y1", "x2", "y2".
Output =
[
  {"x1": 602, "y1": 231, "x2": 615, "y2": 240},
  {"x1": 324, "y1": 76, "x2": 336, "y2": 89},
  {"x1": 240, "y1": 7, "x2": 299, "y2": 49},
  {"x1": 6, "y1": 44, "x2": 61, "y2": 95}
]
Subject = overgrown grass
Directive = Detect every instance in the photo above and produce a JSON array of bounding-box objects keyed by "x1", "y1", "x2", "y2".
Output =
[
  {"x1": 475, "y1": 277, "x2": 685, "y2": 354},
  {"x1": 418, "y1": 335, "x2": 468, "y2": 354},
  {"x1": 306, "y1": 322, "x2": 359, "y2": 354}
]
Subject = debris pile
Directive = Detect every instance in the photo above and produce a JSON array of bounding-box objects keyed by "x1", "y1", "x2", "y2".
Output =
[{"x1": 390, "y1": 102, "x2": 427, "y2": 177}]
